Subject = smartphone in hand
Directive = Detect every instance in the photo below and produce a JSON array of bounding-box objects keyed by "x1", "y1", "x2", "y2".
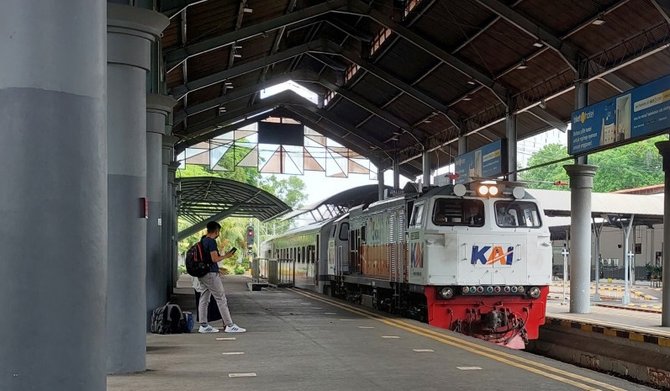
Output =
[{"x1": 227, "y1": 247, "x2": 237, "y2": 255}]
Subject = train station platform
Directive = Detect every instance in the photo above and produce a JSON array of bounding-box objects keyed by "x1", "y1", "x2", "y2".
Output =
[{"x1": 108, "y1": 276, "x2": 654, "y2": 391}]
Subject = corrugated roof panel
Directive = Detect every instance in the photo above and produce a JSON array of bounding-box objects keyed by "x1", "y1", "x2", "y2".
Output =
[
  {"x1": 374, "y1": 39, "x2": 436, "y2": 83},
  {"x1": 415, "y1": 62, "x2": 472, "y2": 104},
  {"x1": 350, "y1": 73, "x2": 402, "y2": 106},
  {"x1": 187, "y1": 47, "x2": 231, "y2": 82},
  {"x1": 162, "y1": 18, "x2": 180, "y2": 50},
  {"x1": 412, "y1": 1, "x2": 491, "y2": 50},
  {"x1": 327, "y1": 98, "x2": 372, "y2": 125},
  {"x1": 386, "y1": 94, "x2": 433, "y2": 126},
  {"x1": 500, "y1": 50, "x2": 572, "y2": 93},
  {"x1": 516, "y1": 0, "x2": 603, "y2": 36}
]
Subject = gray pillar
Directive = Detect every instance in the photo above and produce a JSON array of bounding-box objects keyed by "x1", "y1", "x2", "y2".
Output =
[
  {"x1": 169, "y1": 162, "x2": 180, "y2": 287},
  {"x1": 378, "y1": 168, "x2": 386, "y2": 201},
  {"x1": 393, "y1": 160, "x2": 400, "y2": 190},
  {"x1": 422, "y1": 151, "x2": 431, "y2": 188},
  {"x1": 655, "y1": 141, "x2": 670, "y2": 325},
  {"x1": 0, "y1": 2, "x2": 107, "y2": 390},
  {"x1": 107, "y1": 4, "x2": 168, "y2": 374},
  {"x1": 162, "y1": 136, "x2": 179, "y2": 295},
  {"x1": 146, "y1": 95, "x2": 176, "y2": 329},
  {"x1": 458, "y1": 134, "x2": 467, "y2": 156},
  {"x1": 564, "y1": 164, "x2": 597, "y2": 313},
  {"x1": 506, "y1": 112, "x2": 517, "y2": 182},
  {"x1": 575, "y1": 80, "x2": 589, "y2": 165}
]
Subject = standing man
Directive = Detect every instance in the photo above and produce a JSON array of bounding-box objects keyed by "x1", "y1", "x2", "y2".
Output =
[{"x1": 198, "y1": 221, "x2": 246, "y2": 333}]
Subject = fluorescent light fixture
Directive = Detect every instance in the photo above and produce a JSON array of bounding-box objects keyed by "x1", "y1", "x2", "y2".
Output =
[
  {"x1": 260, "y1": 80, "x2": 319, "y2": 105},
  {"x1": 532, "y1": 40, "x2": 543, "y2": 48},
  {"x1": 218, "y1": 106, "x2": 226, "y2": 114},
  {"x1": 233, "y1": 53, "x2": 242, "y2": 58},
  {"x1": 233, "y1": 45, "x2": 243, "y2": 49},
  {"x1": 243, "y1": 7, "x2": 253, "y2": 13},
  {"x1": 467, "y1": 80, "x2": 476, "y2": 85},
  {"x1": 224, "y1": 81, "x2": 233, "y2": 86},
  {"x1": 462, "y1": 96, "x2": 472, "y2": 101},
  {"x1": 592, "y1": 15, "x2": 605, "y2": 25},
  {"x1": 517, "y1": 59, "x2": 528, "y2": 70}
]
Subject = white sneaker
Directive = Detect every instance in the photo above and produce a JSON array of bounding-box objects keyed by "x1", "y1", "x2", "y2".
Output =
[
  {"x1": 198, "y1": 324, "x2": 220, "y2": 333},
  {"x1": 224, "y1": 324, "x2": 246, "y2": 333}
]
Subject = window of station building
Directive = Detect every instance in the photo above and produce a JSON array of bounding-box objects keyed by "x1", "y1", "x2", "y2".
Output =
[
  {"x1": 370, "y1": 27, "x2": 391, "y2": 57},
  {"x1": 494, "y1": 201, "x2": 542, "y2": 228},
  {"x1": 260, "y1": 80, "x2": 319, "y2": 105},
  {"x1": 344, "y1": 64, "x2": 360, "y2": 84},
  {"x1": 432, "y1": 198, "x2": 485, "y2": 227},
  {"x1": 403, "y1": 0, "x2": 422, "y2": 19},
  {"x1": 324, "y1": 90, "x2": 337, "y2": 107}
]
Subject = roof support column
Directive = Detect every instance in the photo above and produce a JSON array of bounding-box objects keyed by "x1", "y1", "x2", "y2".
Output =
[
  {"x1": 378, "y1": 167, "x2": 386, "y2": 201},
  {"x1": 422, "y1": 150, "x2": 431, "y2": 188},
  {"x1": 655, "y1": 141, "x2": 670, "y2": 325},
  {"x1": 106, "y1": 4, "x2": 168, "y2": 374},
  {"x1": 393, "y1": 159, "x2": 401, "y2": 190},
  {"x1": 575, "y1": 64, "x2": 589, "y2": 165},
  {"x1": 458, "y1": 135, "x2": 467, "y2": 156},
  {"x1": 166, "y1": 161, "x2": 181, "y2": 294},
  {"x1": 0, "y1": 1, "x2": 107, "y2": 390},
  {"x1": 506, "y1": 111, "x2": 517, "y2": 181},
  {"x1": 146, "y1": 95, "x2": 176, "y2": 330},
  {"x1": 564, "y1": 164, "x2": 598, "y2": 314}
]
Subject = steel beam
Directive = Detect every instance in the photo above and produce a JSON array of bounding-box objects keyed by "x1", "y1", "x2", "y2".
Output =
[
  {"x1": 325, "y1": 18, "x2": 372, "y2": 42},
  {"x1": 170, "y1": 40, "x2": 331, "y2": 99},
  {"x1": 347, "y1": 0, "x2": 508, "y2": 103},
  {"x1": 173, "y1": 70, "x2": 314, "y2": 125},
  {"x1": 650, "y1": 0, "x2": 670, "y2": 25},
  {"x1": 164, "y1": 0, "x2": 348, "y2": 70},
  {"x1": 177, "y1": 115, "x2": 268, "y2": 154},
  {"x1": 527, "y1": 106, "x2": 567, "y2": 132}
]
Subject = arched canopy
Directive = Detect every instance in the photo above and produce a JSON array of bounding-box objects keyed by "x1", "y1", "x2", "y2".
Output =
[{"x1": 177, "y1": 176, "x2": 291, "y2": 239}]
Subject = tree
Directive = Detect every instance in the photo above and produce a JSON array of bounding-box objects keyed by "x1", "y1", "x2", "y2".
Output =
[
  {"x1": 259, "y1": 175, "x2": 308, "y2": 209},
  {"x1": 519, "y1": 136, "x2": 666, "y2": 192}
]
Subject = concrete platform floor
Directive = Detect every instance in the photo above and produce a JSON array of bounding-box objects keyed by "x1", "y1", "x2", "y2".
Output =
[{"x1": 108, "y1": 276, "x2": 654, "y2": 391}]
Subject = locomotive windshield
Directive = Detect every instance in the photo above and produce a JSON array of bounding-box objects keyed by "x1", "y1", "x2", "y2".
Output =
[
  {"x1": 494, "y1": 201, "x2": 542, "y2": 228},
  {"x1": 432, "y1": 198, "x2": 485, "y2": 227}
]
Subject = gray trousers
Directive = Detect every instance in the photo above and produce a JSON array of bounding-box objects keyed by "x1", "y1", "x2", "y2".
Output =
[{"x1": 197, "y1": 273, "x2": 234, "y2": 327}]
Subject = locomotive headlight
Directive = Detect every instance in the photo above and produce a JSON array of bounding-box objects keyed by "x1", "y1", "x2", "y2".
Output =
[
  {"x1": 439, "y1": 287, "x2": 455, "y2": 299},
  {"x1": 488, "y1": 186, "x2": 499, "y2": 196},
  {"x1": 462, "y1": 286, "x2": 470, "y2": 294},
  {"x1": 477, "y1": 185, "x2": 489, "y2": 196},
  {"x1": 528, "y1": 286, "x2": 541, "y2": 299}
]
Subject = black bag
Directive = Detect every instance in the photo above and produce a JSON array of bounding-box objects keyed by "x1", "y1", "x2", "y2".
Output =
[
  {"x1": 185, "y1": 240, "x2": 211, "y2": 278},
  {"x1": 150, "y1": 303, "x2": 187, "y2": 334}
]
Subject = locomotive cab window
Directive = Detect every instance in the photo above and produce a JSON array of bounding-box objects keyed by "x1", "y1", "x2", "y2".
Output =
[
  {"x1": 432, "y1": 198, "x2": 485, "y2": 227},
  {"x1": 410, "y1": 203, "x2": 424, "y2": 227},
  {"x1": 339, "y1": 222, "x2": 349, "y2": 241},
  {"x1": 495, "y1": 201, "x2": 542, "y2": 228}
]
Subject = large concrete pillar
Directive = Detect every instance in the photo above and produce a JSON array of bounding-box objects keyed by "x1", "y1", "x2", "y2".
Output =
[
  {"x1": 0, "y1": 2, "x2": 107, "y2": 390},
  {"x1": 564, "y1": 164, "x2": 597, "y2": 313},
  {"x1": 655, "y1": 141, "x2": 670, "y2": 325},
  {"x1": 168, "y1": 162, "x2": 180, "y2": 287},
  {"x1": 506, "y1": 112, "x2": 517, "y2": 181},
  {"x1": 107, "y1": 4, "x2": 168, "y2": 374},
  {"x1": 422, "y1": 151, "x2": 431, "y2": 188},
  {"x1": 146, "y1": 95, "x2": 176, "y2": 328},
  {"x1": 378, "y1": 167, "x2": 386, "y2": 200}
]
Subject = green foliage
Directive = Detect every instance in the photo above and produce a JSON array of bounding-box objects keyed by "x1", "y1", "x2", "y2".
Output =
[
  {"x1": 176, "y1": 162, "x2": 308, "y2": 256},
  {"x1": 233, "y1": 265, "x2": 246, "y2": 275},
  {"x1": 519, "y1": 136, "x2": 666, "y2": 192}
]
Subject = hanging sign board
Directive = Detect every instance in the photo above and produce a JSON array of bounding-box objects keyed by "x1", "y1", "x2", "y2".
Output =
[
  {"x1": 569, "y1": 75, "x2": 670, "y2": 155},
  {"x1": 454, "y1": 139, "x2": 507, "y2": 184}
]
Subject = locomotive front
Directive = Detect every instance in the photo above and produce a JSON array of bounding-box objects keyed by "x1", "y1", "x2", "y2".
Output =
[{"x1": 408, "y1": 182, "x2": 552, "y2": 348}]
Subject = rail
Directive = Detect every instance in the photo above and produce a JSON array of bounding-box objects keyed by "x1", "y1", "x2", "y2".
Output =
[{"x1": 252, "y1": 257, "x2": 296, "y2": 287}]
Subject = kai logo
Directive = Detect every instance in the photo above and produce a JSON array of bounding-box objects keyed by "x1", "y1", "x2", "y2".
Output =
[
  {"x1": 578, "y1": 110, "x2": 594, "y2": 124},
  {"x1": 471, "y1": 245, "x2": 514, "y2": 265}
]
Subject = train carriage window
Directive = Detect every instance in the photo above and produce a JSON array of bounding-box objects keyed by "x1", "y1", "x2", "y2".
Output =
[
  {"x1": 495, "y1": 201, "x2": 542, "y2": 228},
  {"x1": 432, "y1": 198, "x2": 484, "y2": 227},
  {"x1": 339, "y1": 222, "x2": 349, "y2": 241},
  {"x1": 410, "y1": 204, "x2": 424, "y2": 227}
]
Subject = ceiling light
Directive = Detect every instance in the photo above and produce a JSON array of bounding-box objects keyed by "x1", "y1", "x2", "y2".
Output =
[
  {"x1": 243, "y1": 7, "x2": 253, "y2": 13},
  {"x1": 467, "y1": 80, "x2": 476, "y2": 85},
  {"x1": 233, "y1": 53, "x2": 242, "y2": 58},
  {"x1": 462, "y1": 96, "x2": 472, "y2": 101},
  {"x1": 218, "y1": 106, "x2": 226, "y2": 115},
  {"x1": 532, "y1": 40, "x2": 543, "y2": 48},
  {"x1": 517, "y1": 59, "x2": 528, "y2": 70},
  {"x1": 592, "y1": 15, "x2": 605, "y2": 26},
  {"x1": 233, "y1": 45, "x2": 243, "y2": 50},
  {"x1": 224, "y1": 81, "x2": 233, "y2": 86},
  {"x1": 225, "y1": 85, "x2": 234, "y2": 89}
]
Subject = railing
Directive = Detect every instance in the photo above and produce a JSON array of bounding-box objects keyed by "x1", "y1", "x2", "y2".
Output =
[{"x1": 252, "y1": 258, "x2": 296, "y2": 287}]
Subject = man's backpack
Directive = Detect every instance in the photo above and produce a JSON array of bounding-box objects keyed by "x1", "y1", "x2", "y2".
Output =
[
  {"x1": 150, "y1": 303, "x2": 188, "y2": 334},
  {"x1": 185, "y1": 240, "x2": 211, "y2": 278}
]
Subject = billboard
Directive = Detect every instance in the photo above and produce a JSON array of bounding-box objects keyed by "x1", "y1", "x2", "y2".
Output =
[
  {"x1": 569, "y1": 75, "x2": 670, "y2": 155},
  {"x1": 454, "y1": 139, "x2": 507, "y2": 184}
]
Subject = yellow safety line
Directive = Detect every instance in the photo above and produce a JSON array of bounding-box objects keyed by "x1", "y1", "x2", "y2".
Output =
[{"x1": 290, "y1": 288, "x2": 627, "y2": 391}]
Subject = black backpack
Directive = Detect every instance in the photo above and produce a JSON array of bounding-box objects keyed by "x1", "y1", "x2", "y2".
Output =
[
  {"x1": 185, "y1": 239, "x2": 211, "y2": 278},
  {"x1": 150, "y1": 303, "x2": 188, "y2": 334}
]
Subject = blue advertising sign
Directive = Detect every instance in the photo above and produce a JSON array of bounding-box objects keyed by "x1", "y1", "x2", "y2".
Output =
[
  {"x1": 570, "y1": 75, "x2": 670, "y2": 155},
  {"x1": 454, "y1": 139, "x2": 507, "y2": 184}
]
